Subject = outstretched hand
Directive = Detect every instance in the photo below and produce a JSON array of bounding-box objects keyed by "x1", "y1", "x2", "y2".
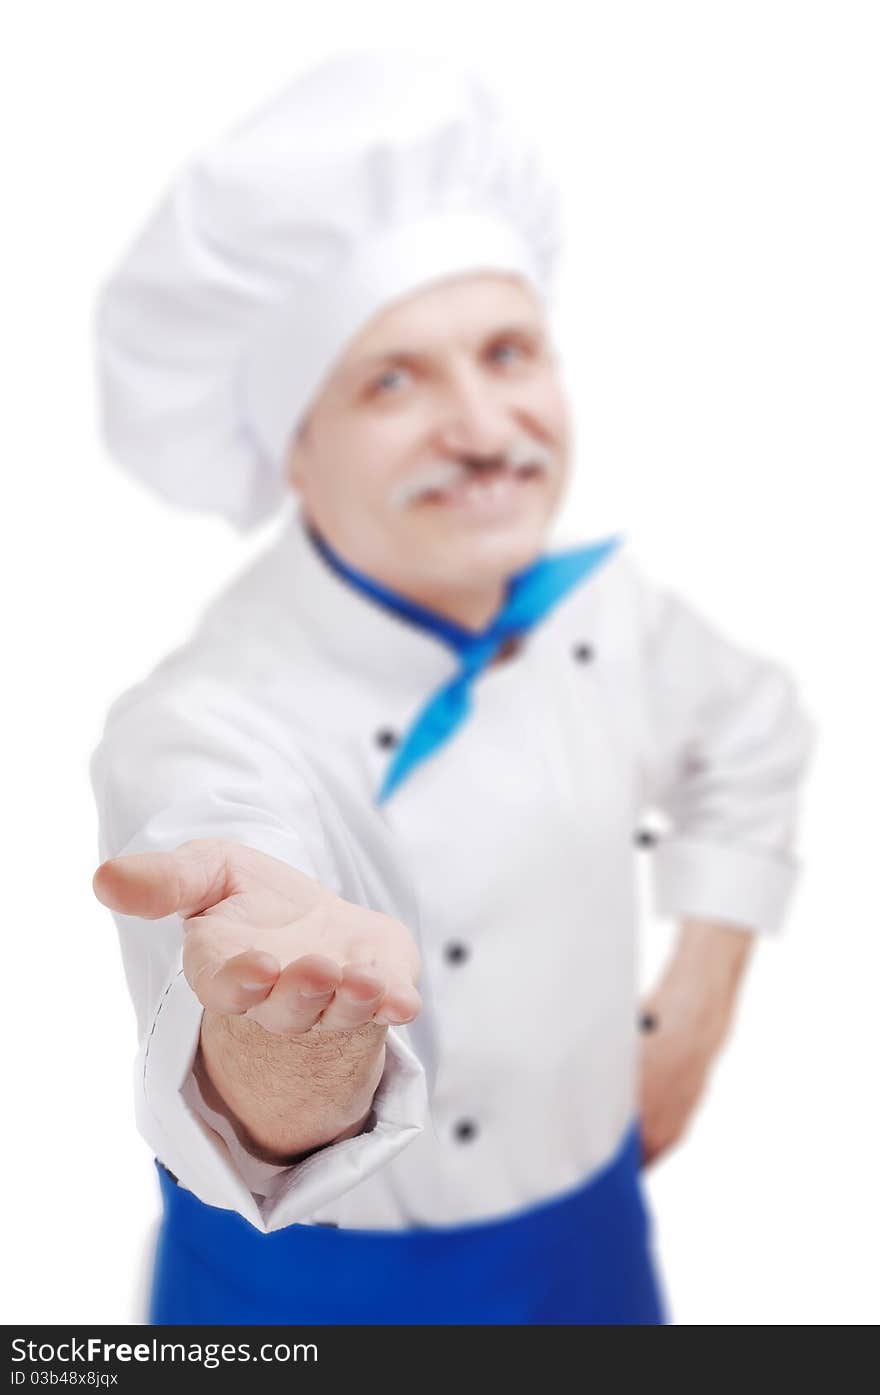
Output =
[{"x1": 93, "y1": 838, "x2": 422, "y2": 1037}]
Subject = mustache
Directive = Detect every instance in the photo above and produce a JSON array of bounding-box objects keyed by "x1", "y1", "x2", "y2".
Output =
[{"x1": 389, "y1": 439, "x2": 557, "y2": 510}]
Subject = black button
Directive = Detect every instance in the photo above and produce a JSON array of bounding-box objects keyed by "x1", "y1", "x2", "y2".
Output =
[
  {"x1": 453, "y1": 1119, "x2": 478, "y2": 1143},
  {"x1": 444, "y1": 941, "x2": 469, "y2": 965},
  {"x1": 375, "y1": 728, "x2": 399, "y2": 750},
  {"x1": 573, "y1": 642, "x2": 595, "y2": 663},
  {"x1": 639, "y1": 1011, "x2": 660, "y2": 1033},
  {"x1": 634, "y1": 828, "x2": 657, "y2": 848}
]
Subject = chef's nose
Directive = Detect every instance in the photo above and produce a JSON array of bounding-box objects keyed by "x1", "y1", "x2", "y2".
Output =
[{"x1": 436, "y1": 368, "x2": 513, "y2": 459}]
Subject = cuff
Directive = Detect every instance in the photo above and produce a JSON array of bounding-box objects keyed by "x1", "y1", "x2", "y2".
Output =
[
  {"x1": 181, "y1": 1068, "x2": 297, "y2": 1202},
  {"x1": 137, "y1": 953, "x2": 428, "y2": 1233},
  {"x1": 650, "y1": 834, "x2": 802, "y2": 935},
  {"x1": 259, "y1": 1023, "x2": 426, "y2": 1231}
]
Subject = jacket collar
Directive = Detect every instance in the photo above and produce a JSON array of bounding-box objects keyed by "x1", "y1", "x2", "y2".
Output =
[
  {"x1": 276, "y1": 509, "x2": 461, "y2": 697},
  {"x1": 274, "y1": 506, "x2": 623, "y2": 699}
]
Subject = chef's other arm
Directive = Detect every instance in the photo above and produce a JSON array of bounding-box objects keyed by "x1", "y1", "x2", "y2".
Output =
[
  {"x1": 637, "y1": 915, "x2": 754, "y2": 1165},
  {"x1": 90, "y1": 682, "x2": 428, "y2": 1232},
  {"x1": 93, "y1": 840, "x2": 421, "y2": 1165},
  {"x1": 630, "y1": 563, "x2": 819, "y2": 1166}
]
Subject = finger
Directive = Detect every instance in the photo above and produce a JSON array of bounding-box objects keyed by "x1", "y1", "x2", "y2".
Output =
[
  {"x1": 182, "y1": 922, "x2": 269, "y2": 1001},
  {"x1": 191, "y1": 949, "x2": 281, "y2": 1015},
  {"x1": 249, "y1": 955, "x2": 343, "y2": 1035},
  {"x1": 373, "y1": 982, "x2": 422, "y2": 1026},
  {"x1": 93, "y1": 840, "x2": 234, "y2": 920},
  {"x1": 317, "y1": 964, "x2": 387, "y2": 1031}
]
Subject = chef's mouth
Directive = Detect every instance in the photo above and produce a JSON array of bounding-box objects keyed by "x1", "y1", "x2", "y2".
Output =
[{"x1": 416, "y1": 458, "x2": 548, "y2": 505}]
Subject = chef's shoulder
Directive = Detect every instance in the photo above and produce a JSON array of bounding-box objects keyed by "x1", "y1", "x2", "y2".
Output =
[
  {"x1": 95, "y1": 533, "x2": 323, "y2": 755},
  {"x1": 557, "y1": 534, "x2": 710, "y2": 648}
]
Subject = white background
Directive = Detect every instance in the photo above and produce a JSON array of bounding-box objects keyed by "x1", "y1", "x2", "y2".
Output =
[{"x1": 3, "y1": 0, "x2": 877, "y2": 1325}]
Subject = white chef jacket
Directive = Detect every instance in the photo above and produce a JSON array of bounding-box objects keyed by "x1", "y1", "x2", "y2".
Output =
[{"x1": 90, "y1": 509, "x2": 817, "y2": 1234}]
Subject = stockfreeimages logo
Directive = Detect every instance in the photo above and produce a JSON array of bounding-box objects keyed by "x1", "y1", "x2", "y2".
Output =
[{"x1": 10, "y1": 1338, "x2": 318, "y2": 1371}]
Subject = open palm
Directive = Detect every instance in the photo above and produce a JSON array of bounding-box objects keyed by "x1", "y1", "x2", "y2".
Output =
[{"x1": 93, "y1": 838, "x2": 422, "y2": 1036}]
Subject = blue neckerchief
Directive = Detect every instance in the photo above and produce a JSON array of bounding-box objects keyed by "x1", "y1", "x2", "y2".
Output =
[{"x1": 307, "y1": 524, "x2": 624, "y2": 802}]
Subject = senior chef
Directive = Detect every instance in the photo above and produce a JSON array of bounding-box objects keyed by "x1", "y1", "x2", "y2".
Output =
[{"x1": 89, "y1": 50, "x2": 817, "y2": 1326}]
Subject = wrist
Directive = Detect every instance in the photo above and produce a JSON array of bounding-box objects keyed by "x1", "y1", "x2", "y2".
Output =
[{"x1": 196, "y1": 1011, "x2": 387, "y2": 1163}]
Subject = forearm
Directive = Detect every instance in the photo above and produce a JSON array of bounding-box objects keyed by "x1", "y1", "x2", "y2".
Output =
[
  {"x1": 638, "y1": 919, "x2": 758, "y2": 1165},
  {"x1": 652, "y1": 917, "x2": 756, "y2": 1050},
  {"x1": 195, "y1": 1011, "x2": 388, "y2": 1164}
]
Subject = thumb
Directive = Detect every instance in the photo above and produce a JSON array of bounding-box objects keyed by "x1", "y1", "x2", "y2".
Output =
[{"x1": 92, "y1": 840, "x2": 232, "y2": 921}]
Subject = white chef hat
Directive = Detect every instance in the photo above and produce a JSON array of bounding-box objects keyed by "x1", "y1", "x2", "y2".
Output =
[{"x1": 93, "y1": 49, "x2": 562, "y2": 529}]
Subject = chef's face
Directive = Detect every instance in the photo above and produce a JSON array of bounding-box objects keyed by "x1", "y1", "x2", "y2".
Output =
[{"x1": 285, "y1": 272, "x2": 571, "y2": 615}]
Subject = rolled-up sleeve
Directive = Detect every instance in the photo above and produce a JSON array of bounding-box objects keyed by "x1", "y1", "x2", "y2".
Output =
[
  {"x1": 137, "y1": 949, "x2": 425, "y2": 1232},
  {"x1": 630, "y1": 561, "x2": 820, "y2": 934},
  {"x1": 90, "y1": 674, "x2": 428, "y2": 1232}
]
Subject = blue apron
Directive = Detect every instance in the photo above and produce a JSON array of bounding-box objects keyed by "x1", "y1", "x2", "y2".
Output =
[{"x1": 148, "y1": 1116, "x2": 668, "y2": 1325}]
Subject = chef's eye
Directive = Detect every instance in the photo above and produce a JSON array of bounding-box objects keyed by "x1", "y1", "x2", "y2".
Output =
[
  {"x1": 487, "y1": 338, "x2": 527, "y2": 365},
  {"x1": 369, "y1": 366, "x2": 411, "y2": 395}
]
